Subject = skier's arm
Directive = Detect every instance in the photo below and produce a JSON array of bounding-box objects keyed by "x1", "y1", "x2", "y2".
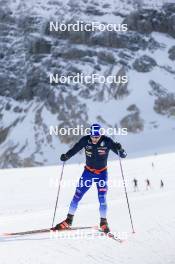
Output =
[
  {"x1": 109, "y1": 138, "x2": 127, "y2": 158},
  {"x1": 60, "y1": 137, "x2": 86, "y2": 161}
]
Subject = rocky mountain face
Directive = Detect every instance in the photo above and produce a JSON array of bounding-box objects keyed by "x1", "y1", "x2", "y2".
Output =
[{"x1": 0, "y1": 0, "x2": 175, "y2": 168}]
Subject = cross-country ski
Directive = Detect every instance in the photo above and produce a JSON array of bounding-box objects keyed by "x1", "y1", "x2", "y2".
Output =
[{"x1": 2, "y1": 226, "x2": 96, "y2": 237}]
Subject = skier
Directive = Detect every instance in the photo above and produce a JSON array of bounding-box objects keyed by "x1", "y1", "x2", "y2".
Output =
[
  {"x1": 52, "y1": 124, "x2": 127, "y2": 233},
  {"x1": 160, "y1": 179, "x2": 164, "y2": 189},
  {"x1": 133, "y1": 178, "x2": 138, "y2": 192},
  {"x1": 145, "y1": 179, "x2": 151, "y2": 191}
]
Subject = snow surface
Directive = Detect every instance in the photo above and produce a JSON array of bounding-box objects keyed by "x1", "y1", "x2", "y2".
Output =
[{"x1": 0, "y1": 152, "x2": 175, "y2": 264}]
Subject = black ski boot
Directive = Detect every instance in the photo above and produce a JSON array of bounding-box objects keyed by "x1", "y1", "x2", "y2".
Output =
[
  {"x1": 100, "y1": 218, "x2": 110, "y2": 233},
  {"x1": 51, "y1": 214, "x2": 74, "y2": 231}
]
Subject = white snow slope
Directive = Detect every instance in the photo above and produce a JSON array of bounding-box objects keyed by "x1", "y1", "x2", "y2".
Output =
[{"x1": 0, "y1": 152, "x2": 175, "y2": 264}]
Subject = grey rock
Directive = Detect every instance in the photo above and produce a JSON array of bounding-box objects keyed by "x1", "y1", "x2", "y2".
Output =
[
  {"x1": 149, "y1": 81, "x2": 175, "y2": 117},
  {"x1": 154, "y1": 94, "x2": 175, "y2": 117},
  {"x1": 97, "y1": 51, "x2": 116, "y2": 64},
  {"x1": 28, "y1": 36, "x2": 52, "y2": 54},
  {"x1": 149, "y1": 80, "x2": 166, "y2": 97},
  {"x1": 47, "y1": 19, "x2": 155, "y2": 51},
  {"x1": 13, "y1": 106, "x2": 23, "y2": 113},
  {"x1": 168, "y1": 46, "x2": 175, "y2": 60},
  {"x1": 0, "y1": 126, "x2": 10, "y2": 144},
  {"x1": 58, "y1": 47, "x2": 96, "y2": 60},
  {"x1": 0, "y1": 147, "x2": 43, "y2": 168},
  {"x1": 0, "y1": 6, "x2": 13, "y2": 23},
  {"x1": 120, "y1": 112, "x2": 144, "y2": 133},
  {"x1": 85, "y1": 5, "x2": 106, "y2": 16},
  {"x1": 5, "y1": 102, "x2": 11, "y2": 111},
  {"x1": 94, "y1": 64, "x2": 101, "y2": 71},
  {"x1": 90, "y1": 31, "x2": 149, "y2": 51},
  {"x1": 127, "y1": 104, "x2": 139, "y2": 112},
  {"x1": 133, "y1": 55, "x2": 157, "y2": 72},
  {"x1": 109, "y1": 66, "x2": 129, "y2": 99},
  {"x1": 124, "y1": 4, "x2": 175, "y2": 38},
  {"x1": 0, "y1": 73, "x2": 19, "y2": 97}
]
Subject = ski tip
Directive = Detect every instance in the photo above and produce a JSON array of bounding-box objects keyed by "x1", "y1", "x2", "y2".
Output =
[{"x1": 1, "y1": 233, "x2": 11, "y2": 236}]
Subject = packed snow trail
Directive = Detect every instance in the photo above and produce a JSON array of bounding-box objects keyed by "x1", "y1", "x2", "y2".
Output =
[{"x1": 0, "y1": 153, "x2": 175, "y2": 264}]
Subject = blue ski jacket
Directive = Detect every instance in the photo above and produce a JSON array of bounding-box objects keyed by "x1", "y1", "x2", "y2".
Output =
[{"x1": 65, "y1": 135, "x2": 126, "y2": 170}]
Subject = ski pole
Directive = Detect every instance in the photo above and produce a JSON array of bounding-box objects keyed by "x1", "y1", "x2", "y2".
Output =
[
  {"x1": 117, "y1": 152, "x2": 135, "y2": 233},
  {"x1": 51, "y1": 161, "x2": 65, "y2": 227}
]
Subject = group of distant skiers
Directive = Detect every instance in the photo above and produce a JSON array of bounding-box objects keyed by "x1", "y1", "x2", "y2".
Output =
[{"x1": 132, "y1": 178, "x2": 164, "y2": 192}]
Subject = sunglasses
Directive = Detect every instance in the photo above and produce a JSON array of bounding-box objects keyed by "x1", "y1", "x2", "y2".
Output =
[{"x1": 90, "y1": 135, "x2": 101, "y2": 139}]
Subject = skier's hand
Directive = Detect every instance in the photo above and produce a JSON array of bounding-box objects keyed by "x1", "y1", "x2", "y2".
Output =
[
  {"x1": 118, "y1": 149, "x2": 127, "y2": 158},
  {"x1": 60, "y1": 154, "x2": 69, "y2": 162},
  {"x1": 115, "y1": 142, "x2": 122, "y2": 150}
]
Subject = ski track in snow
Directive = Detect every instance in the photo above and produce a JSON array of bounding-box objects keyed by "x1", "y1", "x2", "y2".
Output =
[{"x1": 0, "y1": 152, "x2": 175, "y2": 264}]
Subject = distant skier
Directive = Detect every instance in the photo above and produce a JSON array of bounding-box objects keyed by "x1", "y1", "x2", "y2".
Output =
[
  {"x1": 52, "y1": 124, "x2": 127, "y2": 233},
  {"x1": 145, "y1": 179, "x2": 151, "y2": 191},
  {"x1": 133, "y1": 178, "x2": 138, "y2": 192},
  {"x1": 160, "y1": 179, "x2": 164, "y2": 189}
]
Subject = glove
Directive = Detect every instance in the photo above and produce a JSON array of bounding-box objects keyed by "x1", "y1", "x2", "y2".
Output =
[
  {"x1": 115, "y1": 142, "x2": 122, "y2": 151},
  {"x1": 118, "y1": 149, "x2": 127, "y2": 158},
  {"x1": 60, "y1": 154, "x2": 69, "y2": 162}
]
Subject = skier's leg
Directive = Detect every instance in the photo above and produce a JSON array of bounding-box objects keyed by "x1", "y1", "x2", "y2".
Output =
[
  {"x1": 68, "y1": 169, "x2": 93, "y2": 216},
  {"x1": 96, "y1": 171, "x2": 110, "y2": 233},
  {"x1": 96, "y1": 171, "x2": 108, "y2": 218},
  {"x1": 52, "y1": 169, "x2": 93, "y2": 230}
]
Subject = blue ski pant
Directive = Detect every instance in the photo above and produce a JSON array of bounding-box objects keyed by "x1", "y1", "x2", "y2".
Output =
[{"x1": 68, "y1": 169, "x2": 108, "y2": 218}]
